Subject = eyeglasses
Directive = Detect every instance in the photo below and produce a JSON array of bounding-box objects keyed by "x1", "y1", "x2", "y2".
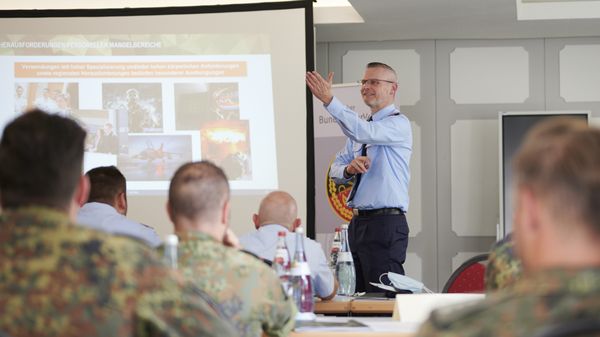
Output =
[{"x1": 359, "y1": 79, "x2": 396, "y2": 86}]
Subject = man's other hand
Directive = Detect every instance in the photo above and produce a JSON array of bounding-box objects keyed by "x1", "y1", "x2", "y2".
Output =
[{"x1": 346, "y1": 156, "x2": 371, "y2": 175}]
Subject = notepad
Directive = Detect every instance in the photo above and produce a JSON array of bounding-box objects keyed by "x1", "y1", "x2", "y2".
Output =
[
  {"x1": 294, "y1": 319, "x2": 371, "y2": 332},
  {"x1": 392, "y1": 293, "x2": 485, "y2": 323}
]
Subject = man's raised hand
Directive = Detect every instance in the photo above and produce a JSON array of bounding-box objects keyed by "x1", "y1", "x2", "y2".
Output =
[{"x1": 306, "y1": 71, "x2": 334, "y2": 105}]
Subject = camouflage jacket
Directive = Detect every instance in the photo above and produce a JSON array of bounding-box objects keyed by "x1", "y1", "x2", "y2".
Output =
[
  {"x1": 172, "y1": 230, "x2": 296, "y2": 337},
  {"x1": 417, "y1": 268, "x2": 600, "y2": 337},
  {"x1": 0, "y1": 207, "x2": 236, "y2": 337},
  {"x1": 485, "y1": 234, "x2": 522, "y2": 291}
]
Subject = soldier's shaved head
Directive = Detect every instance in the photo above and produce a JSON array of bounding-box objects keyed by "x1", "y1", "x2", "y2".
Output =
[
  {"x1": 255, "y1": 191, "x2": 299, "y2": 230},
  {"x1": 168, "y1": 161, "x2": 229, "y2": 225}
]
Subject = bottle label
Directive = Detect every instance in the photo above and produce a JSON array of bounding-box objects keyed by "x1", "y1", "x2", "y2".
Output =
[
  {"x1": 274, "y1": 249, "x2": 289, "y2": 265},
  {"x1": 290, "y1": 262, "x2": 311, "y2": 276},
  {"x1": 337, "y1": 251, "x2": 353, "y2": 263}
]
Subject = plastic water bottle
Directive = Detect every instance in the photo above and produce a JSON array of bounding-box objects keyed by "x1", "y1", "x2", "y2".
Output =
[
  {"x1": 290, "y1": 226, "x2": 315, "y2": 320},
  {"x1": 329, "y1": 227, "x2": 341, "y2": 272},
  {"x1": 336, "y1": 224, "x2": 356, "y2": 296},
  {"x1": 163, "y1": 234, "x2": 179, "y2": 269},
  {"x1": 272, "y1": 231, "x2": 292, "y2": 295}
]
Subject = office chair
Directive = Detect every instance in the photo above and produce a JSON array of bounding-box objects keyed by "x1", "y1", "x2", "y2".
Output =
[{"x1": 442, "y1": 253, "x2": 489, "y2": 293}]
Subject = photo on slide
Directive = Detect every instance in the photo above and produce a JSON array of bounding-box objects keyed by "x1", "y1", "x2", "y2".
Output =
[
  {"x1": 102, "y1": 83, "x2": 163, "y2": 133},
  {"x1": 15, "y1": 82, "x2": 79, "y2": 116},
  {"x1": 200, "y1": 120, "x2": 252, "y2": 181},
  {"x1": 118, "y1": 134, "x2": 192, "y2": 181},
  {"x1": 174, "y1": 82, "x2": 240, "y2": 130},
  {"x1": 71, "y1": 109, "x2": 120, "y2": 155}
]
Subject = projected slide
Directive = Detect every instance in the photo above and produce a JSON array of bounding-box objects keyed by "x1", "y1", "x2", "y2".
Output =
[{"x1": 0, "y1": 34, "x2": 278, "y2": 193}]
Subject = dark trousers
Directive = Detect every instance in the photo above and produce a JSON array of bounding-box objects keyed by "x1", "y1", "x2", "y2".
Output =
[{"x1": 348, "y1": 213, "x2": 409, "y2": 292}]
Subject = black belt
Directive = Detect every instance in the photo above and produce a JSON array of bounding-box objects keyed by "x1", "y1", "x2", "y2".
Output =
[{"x1": 352, "y1": 208, "x2": 404, "y2": 217}]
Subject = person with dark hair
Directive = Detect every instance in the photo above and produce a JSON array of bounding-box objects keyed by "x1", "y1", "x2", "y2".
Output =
[
  {"x1": 166, "y1": 161, "x2": 295, "y2": 337},
  {"x1": 0, "y1": 110, "x2": 236, "y2": 337},
  {"x1": 416, "y1": 117, "x2": 600, "y2": 337},
  {"x1": 77, "y1": 165, "x2": 161, "y2": 247},
  {"x1": 306, "y1": 62, "x2": 412, "y2": 292}
]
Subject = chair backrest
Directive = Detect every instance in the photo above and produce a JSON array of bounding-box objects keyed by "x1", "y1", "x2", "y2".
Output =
[
  {"x1": 531, "y1": 318, "x2": 600, "y2": 337},
  {"x1": 442, "y1": 253, "x2": 489, "y2": 293}
]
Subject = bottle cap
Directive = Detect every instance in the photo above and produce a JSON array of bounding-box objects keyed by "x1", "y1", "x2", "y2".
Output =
[
  {"x1": 335, "y1": 227, "x2": 341, "y2": 232},
  {"x1": 295, "y1": 226, "x2": 304, "y2": 234},
  {"x1": 341, "y1": 223, "x2": 349, "y2": 229},
  {"x1": 278, "y1": 231, "x2": 286, "y2": 237},
  {"x1": 165, "y1": 234, "x2": 179, "y2": 246}
]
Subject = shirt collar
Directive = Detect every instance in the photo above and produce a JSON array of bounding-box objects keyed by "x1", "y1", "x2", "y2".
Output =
[
  {"x1": 82, "y1": 202, "x2": 119, "y2": 214},
  {"x1": 258, "y1": 223, "x2": 291, "y2": 233},
  {"x1": 371, "y1": 103, "x2": 398, "y2": 122}
]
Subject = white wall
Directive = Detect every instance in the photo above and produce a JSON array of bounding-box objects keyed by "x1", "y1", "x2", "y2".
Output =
[{"x1": 317, "y1": 36, "x2": 600, "y2": 290}]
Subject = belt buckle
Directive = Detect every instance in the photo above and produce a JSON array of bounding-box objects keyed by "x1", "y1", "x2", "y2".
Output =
[{"x1": 352, "y1": 209, "x2": 359, "y2": 216}]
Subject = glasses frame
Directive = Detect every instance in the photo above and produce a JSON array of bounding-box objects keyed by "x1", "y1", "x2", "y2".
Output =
[{"x1": 359, "y1": 78, "x2": 397, "y2": 86}]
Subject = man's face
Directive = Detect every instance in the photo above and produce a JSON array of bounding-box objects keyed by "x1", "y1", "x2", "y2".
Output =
[{"x1": 360, "y1": 67, "x2": 397, "y2": 112}]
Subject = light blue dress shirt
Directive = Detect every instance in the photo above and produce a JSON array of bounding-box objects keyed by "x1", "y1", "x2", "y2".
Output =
[
  {"x1": 239, "y1": 224, "x2": 335, "y2": 298},
  {"x1": 77, "y1": 202, "x2": 162, "y2": 248},
  {"x1": 327, "y1": 96, "x2": 412, "y2": 211}
]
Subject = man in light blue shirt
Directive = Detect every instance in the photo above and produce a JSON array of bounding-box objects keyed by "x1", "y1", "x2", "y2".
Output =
[
  {"x1": 306, "y1": 62, "x2": 412, "y2": 292},
  {"x1": 239, "y1": 191, "x2": 337, "y2": 300},
  {"x1": 77, "y1": 165, "x2": 161, "y2": 247}
]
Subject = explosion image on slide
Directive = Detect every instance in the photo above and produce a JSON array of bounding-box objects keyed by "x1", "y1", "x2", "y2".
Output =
[
  {"x1": 201, "y1": 120, "x2": 252, "y2": 181},
  {"x1": 102, "y1": 83, "x2": 163, "y2": 133},
  {"x1": 118, "y1": 135, "x2": 192, "y2": 181}
]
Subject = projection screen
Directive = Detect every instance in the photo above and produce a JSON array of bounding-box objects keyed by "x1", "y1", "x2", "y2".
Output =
[{"x1": 0, "y1": 1, "x2": 314, "y2": 239}]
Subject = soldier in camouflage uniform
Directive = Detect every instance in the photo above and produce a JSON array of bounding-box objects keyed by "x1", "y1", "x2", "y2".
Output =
[
  {"x1": 417, "y1": 117, "x2": 600, "y2": 337},
  {"x1": 0, "y1": 110, "x2": 236, "y2": 337},
  {"x1": 166, "y1": 161, "x2": 296, "y2": 337},
  {"x1": 484, "y1": 233, "x2": 522, "y2": 291}
]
